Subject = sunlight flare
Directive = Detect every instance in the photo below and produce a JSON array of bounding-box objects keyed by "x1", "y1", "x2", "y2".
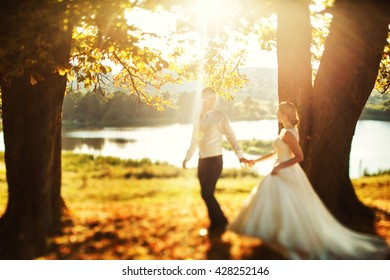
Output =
[{"x1": 196, "y1": 0, "x2": 224, "y2": 27}]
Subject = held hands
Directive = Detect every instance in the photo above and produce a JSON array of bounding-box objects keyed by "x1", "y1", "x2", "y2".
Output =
[
  {"x1": 240, "y1": 158, "x2": 256, "y2": 168},
  {"x1": 248, "y1": 159, "x2": 256, "y2": 167},
  {"x1": 239, "y1": 157, "x2": 249, "y2": 167}
]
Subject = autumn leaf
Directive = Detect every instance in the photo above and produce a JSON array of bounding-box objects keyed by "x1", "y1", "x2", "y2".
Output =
[
  {"x1": 57, "y1": 67, "x2": 68, "y2": 76},
  {"x1": 30, "y1": 75, "x2": 38, "y2": 85}
]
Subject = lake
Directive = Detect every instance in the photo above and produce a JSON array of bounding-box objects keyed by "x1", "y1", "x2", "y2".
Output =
[{"x1": 0, "y1": 120, "x2": 389, "y2": 178}]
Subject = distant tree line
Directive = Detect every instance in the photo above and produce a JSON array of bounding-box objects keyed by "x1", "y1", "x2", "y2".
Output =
[
  {"x1": 62, "y1": 89, "x2": 390, "y2": 128},
  {"x1": 360, "y1": 92, "x2": 390, "y2": 121},
  {"x1": 62, "y1": 90, "x2": 278, "y2": 127},
  {"x1": 63, "y1": 91, "x2": 175, "y2": 127}
]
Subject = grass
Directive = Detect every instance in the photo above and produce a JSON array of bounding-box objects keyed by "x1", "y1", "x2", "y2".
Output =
[{"x1": 0, "y1": 152, "x2": 389, "y2": 260}]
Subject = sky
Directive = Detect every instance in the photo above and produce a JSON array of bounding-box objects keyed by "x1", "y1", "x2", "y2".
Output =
[{"x1": 244, "y1": 34, "x2": 277, "y2": 68}]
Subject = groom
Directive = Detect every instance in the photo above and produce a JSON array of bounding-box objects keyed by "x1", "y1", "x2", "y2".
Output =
[{"x1": 183, "y1": 87, "x2": 248, "y2": 236}]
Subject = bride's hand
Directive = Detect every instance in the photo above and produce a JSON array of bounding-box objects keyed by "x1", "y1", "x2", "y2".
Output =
[{"x1": 271, "y1": 165, "x2": 280, "y2": 175}]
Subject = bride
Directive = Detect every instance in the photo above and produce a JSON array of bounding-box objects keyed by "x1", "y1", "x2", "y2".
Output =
[{"x1": 228, "y1": 102, "x2": 389, "y2": 259}]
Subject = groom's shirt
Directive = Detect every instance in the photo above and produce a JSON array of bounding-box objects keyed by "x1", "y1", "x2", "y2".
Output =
[{"x1": 185, "y1": 109, "x2": 243, "y2": 161}]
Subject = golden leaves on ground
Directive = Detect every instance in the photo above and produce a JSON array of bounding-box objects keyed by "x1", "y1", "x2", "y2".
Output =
[
  {"x1": 47, "y1": 202, "x2": 278, "y2": 260},
  {"x1": 353, "y1": 176, "x2": 390, "y2": 245},
  {"x1": 0, "y1": 153, "x2": 385, "y2": 260},
  {"x1": 37, "y1": 171, "x2": 390, "y2": 260},
  {"x1": 42, "y1": 172, "x2": 286, "y2": 260}
]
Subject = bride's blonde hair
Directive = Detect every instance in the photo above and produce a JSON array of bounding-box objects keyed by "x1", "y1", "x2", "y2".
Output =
[{"x1": 279, "y1": 102, "x2": 299, "y2": 126}]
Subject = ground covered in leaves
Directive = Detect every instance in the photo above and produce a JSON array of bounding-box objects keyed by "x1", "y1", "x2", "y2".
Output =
[
  {"x1": 44, "y1": 176, "x2": 280, "y2": 260},
  {"x1": 0, "y1": 153, "x2": 389, "y2": 260}
]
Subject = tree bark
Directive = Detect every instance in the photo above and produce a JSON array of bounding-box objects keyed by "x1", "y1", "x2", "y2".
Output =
[
  {"x1": 0, "y1": 73, "x2": 66, "y2": 259},
  {"x1": 276, "y1": 0, "x2": 313, "y2": 150},
  {"x1": 302, "y1": 0, "x2": 389, "y2": 231},
  {"x1": 0, "y1": 2, "x2": 72, "y2": 259}
]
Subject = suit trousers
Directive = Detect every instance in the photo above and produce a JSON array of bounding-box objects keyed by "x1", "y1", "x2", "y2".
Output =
[{"x1": 197, "y1": 155, "x2": 227, "y2": 228}]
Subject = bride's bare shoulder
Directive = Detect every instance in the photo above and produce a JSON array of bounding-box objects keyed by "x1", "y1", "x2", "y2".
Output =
[{"x1": 283, "y1": 127, "x2": 299, "y2": 141}]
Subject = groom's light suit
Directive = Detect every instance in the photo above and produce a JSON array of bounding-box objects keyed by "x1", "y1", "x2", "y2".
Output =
[{"x1": 185, "y1": 109, "x2": 243, "y2": 229}]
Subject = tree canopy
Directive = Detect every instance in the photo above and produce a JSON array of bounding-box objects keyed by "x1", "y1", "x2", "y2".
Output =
[{"x1": 1, "y1": 0, "x2": 388, "y2": 104}]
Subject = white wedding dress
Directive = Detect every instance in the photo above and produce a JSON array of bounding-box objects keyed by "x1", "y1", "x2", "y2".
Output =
[{"x1": 228, "y1": 127, "x2": 389, "y2": 259}]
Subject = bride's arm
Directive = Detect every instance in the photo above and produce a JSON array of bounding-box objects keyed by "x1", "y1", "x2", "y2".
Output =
[
  {"x1": 251, "y1": 151, "x2": 276, "y2": 165},
  {"x1": 271, "y1": 132, "x2": 304, "y2": 174}
]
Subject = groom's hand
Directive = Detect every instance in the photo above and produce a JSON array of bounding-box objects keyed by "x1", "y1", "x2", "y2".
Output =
[{"x1": 239, "y1": 157, "x2": 249, "y2": 167}]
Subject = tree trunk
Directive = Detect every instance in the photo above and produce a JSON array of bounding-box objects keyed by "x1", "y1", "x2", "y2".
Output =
[
  {"x1": 0, "y1": 73, "x2": 66, "y2": 259},
  {"x1": 302, "y1": 0, "x2": 389, "y2": 231},
  {"x1": 276, "y1": 0, "x2": 313, "y2": 150},
  {"x1": 0, "y1": 2, "x2": 72, "y2": 259}
]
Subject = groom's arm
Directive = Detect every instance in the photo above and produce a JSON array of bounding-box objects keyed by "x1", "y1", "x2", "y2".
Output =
[
  {"x1": 219, "y1": 113, "x2": 244, "y2": 160},
  {"x1": 183, "y1": 123, "x2": 199, "y2": 168}
]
